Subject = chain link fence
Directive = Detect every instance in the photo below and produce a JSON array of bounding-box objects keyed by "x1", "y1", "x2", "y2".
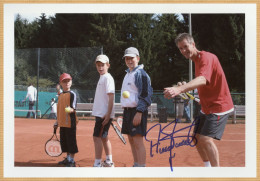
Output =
[
  {"x1": 15, "y1": 47, "x2": 102, "y2": 117},
  {"x1": 14, "y1": 47, "x2": 245, "y2": 119}
]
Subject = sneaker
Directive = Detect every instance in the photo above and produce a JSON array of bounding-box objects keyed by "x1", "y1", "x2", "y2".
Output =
[
  {"x1": 66, "y1": 161, "x2": 76, "y2": 167},
  {"x1": 101, "y1": 160, "x2": 114, "y2": 167},
  {"x1": 58, "y1": 158, "x2": 69, "y2": 165}
]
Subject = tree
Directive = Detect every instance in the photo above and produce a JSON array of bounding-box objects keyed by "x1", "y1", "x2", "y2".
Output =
[
  {"x1": 14, "y1": 13, "x2": 245, "y2": 92},
  {"x1": 15, "y1": 14, "x2": 38, "y2": 49},
  {"x1": 191, "y1": 14, "x2": 245, "y2": 92}
]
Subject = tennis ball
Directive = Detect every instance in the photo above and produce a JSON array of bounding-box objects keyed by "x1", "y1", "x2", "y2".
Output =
[
  {"x1": 122, "y1": 91, "x2": 130, "y2": 98},
  {"x1": 65, "y1": 107, "x2": 71, "y2": 113}
]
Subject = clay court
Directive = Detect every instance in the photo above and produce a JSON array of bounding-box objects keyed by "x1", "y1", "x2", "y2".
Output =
[{"x1": 15, "y1": 117, "x2": 245, "y2": 168}]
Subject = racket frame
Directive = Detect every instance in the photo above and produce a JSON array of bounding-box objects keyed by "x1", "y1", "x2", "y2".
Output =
[
  {"x1": 116, "y1": 116, "x2": 123, "y2": 129},
  {"x1": 185, "y1": 92, "x2": 200, "y2": 103},
  {"x1": 45, "y1": 127, "x2": 62, "y2": 157},
  {"x1": 110, "y1": 122, "x2": 126, "y2": 144}
]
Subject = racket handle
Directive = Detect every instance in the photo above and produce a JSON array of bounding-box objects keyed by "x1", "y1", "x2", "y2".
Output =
[{"x1": 54, "y1": 127, "x2": 57, "y2": 134}]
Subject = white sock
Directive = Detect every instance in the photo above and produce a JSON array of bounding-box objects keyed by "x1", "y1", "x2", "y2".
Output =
[
  {"x1": 204, "y1": 161, "x2": 211, "y2": 167},
  {"x1": 106, "y1": 155, "x2": 113, "y2": 163},
  {"x1": 94, "y1": 159, "x2": 102, "y2": 166}
]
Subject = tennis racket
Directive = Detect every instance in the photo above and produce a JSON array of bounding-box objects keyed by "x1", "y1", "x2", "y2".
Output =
[
  {"x1": 179, "y1": 92, "x2": 189, "y2": 100},
  {"x1": 172, "y1": 84, "x2": 189, "y2": 100},
  {"x1": 185, "y1": 92, "x2": 200, "y2": 103},
  {"x1": 180, "y1": 92, "x2": 200, "y2": 103},
  {"x1": 116, "y1": 116, "x2": 123, "y2": 129},
  {"x1": 45, "y1": 127, "x2": 62, "y2": 157},
  {"x1": 111, "y1": 122, "x2": 126, "y2": 145}
]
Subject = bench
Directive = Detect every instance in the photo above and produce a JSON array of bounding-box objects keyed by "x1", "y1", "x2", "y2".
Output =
[
  {"x1": 15, "y1": 109, "x2": 42, "y2": 118},
  {"x1": 76, "y1": 103, "x2": 93, "y2": 114},
  {"x1": 232, "y1": 105, "x2": 245, "y2": 124},
  {"x1": 76, "y1": 103, "x2": 158, "y2": 121}
]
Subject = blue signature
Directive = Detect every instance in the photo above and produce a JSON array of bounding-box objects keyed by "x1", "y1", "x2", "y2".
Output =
[{"x1": 145, "y1": 119, "x2": 199, "y2": 172}]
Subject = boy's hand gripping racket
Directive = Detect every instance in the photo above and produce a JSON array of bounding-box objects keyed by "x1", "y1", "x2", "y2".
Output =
[{"x1": 45, "y1": 127, "x2": 62, "y2": 157}]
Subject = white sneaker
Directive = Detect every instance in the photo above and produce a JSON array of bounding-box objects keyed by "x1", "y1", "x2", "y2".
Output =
[{"x1": 101, "y1": 160, "x2": 114, "y2": 167}]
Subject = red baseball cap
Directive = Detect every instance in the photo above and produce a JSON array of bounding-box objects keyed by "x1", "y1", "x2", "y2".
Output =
[{"x1": 59, "y1": 73, "x2": 72, "y2": 82}]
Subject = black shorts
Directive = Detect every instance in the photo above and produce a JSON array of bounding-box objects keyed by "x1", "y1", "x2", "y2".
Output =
[
  {"x1": 93, "y1": 117, "x2": 112, "y2": 138},
  {"x1": 60, "y1": 127, "x2": 78, "y2": 154},
  {"x1": 193, "y1": 113, "x2": 229, "y2": 140},
  {"x1": 121, "y1": 108, "x2": 148, "y2": 137}
]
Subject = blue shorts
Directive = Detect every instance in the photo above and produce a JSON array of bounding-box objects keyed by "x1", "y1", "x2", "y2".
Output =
[
  {"x1": 121, "y1": 108, "x2": 148, "y2": 137},
  {"x1": 93, "y1": 117, "x2": 112, "y2": 138},
  {"x1": 193, "y1": 113, "x2": 229, "y2": 140}
]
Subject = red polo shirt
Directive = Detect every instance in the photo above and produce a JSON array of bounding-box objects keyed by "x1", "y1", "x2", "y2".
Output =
[{"x1": 194, "y1": 51, "x2": 234, "y2": 114}]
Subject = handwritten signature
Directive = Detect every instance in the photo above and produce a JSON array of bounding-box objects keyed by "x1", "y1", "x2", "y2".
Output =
[{"x1": 145, "y1": 119, "x2": 199, "y2": 172}]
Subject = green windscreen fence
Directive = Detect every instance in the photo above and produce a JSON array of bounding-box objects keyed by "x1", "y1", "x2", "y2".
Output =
[{"x1": 14, "y1": 88, "x2": 245, "y2": 118}]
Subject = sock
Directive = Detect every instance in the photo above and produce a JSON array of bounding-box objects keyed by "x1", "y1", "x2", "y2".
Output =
[
  {"x1": 94, "y1": 159, "x2": 102, "y2": 166},
  {"x1": 204, "y1": 161, "x2": 211, "y2": 167},
  {"x1": 106, "y1": 155, "x2": 113, "y2": 163},
  {"x1": 67, "y1": 155, "x2": 74, "y2": 163},
  {"x1": 67, "y1": 155, "x2": 71, "y2": 162}
]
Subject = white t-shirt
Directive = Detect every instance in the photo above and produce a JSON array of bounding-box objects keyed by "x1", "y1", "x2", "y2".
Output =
[
  {"x1": 26, "y1": 85, "x2": 37, "y2": 101},
  {"x1": 92, "y1": 73, "x2": 115, "y2": 118},
  {"x1": 50, "y1": 102, "x2": 57, "y2": 114},
  {"x1": 120, "y1": 68, "x2": 139, "y2": 108}
]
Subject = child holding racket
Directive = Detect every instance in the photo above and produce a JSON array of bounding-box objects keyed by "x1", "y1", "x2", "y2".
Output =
[
  {"x1": 54, "y1": 73, "x2": 79, "y2": 167},
  {"x1": 164, "y1": 33, "x2": 234, "y2": 167},
  {"x1": 120, "y1": 47, "x2": 153, "y2": 167},
  {"x1": 92, "y1": 55, "x2": 115, "y2": 167}
]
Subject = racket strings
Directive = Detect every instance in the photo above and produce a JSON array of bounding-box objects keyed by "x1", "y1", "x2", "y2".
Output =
[{"x1": 45, "y1": 140, "x2": 62, "y2": 157}]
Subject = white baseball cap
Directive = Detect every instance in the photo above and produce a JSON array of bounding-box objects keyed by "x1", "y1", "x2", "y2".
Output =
[
  {"x1": 95, "y1": 54, "x2": 109, "y2": 63},
  {"x1": 123, "y1": 47, "x2": 139, "y2": 58}
]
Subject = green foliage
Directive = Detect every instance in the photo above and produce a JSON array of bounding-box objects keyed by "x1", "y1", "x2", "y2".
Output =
[
  {"x1": 26, "y1": 76, "x2": 54, "y2": 88},
  {"x1": 14, "y1": 13, "x2": 245, "y2": 92},
  {"x1": 191, "y1": 14, "x2": 245, "y2": 91}
]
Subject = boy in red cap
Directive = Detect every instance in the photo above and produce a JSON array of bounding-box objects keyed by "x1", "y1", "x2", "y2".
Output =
[{"x1": 54, "y1": 73, "x2": 79, "y2": 167}]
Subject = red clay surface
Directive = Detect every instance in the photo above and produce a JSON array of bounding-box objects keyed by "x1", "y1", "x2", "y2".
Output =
[{"x1": 15, "y1": 118, "x2": 245, "y2": 167}]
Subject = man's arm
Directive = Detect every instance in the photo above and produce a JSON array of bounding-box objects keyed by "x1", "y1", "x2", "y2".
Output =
[
  {"x1": 164, "y1": 76, "x2": 206, "y2": 99},
  {"x1": 23, "y1": 89, "x2": 29, "y2": 102}
]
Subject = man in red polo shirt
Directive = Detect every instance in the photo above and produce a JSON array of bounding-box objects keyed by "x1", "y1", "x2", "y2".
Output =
[{"x1": 164, "y1": 33, "x2": 234, "y2": 167}]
